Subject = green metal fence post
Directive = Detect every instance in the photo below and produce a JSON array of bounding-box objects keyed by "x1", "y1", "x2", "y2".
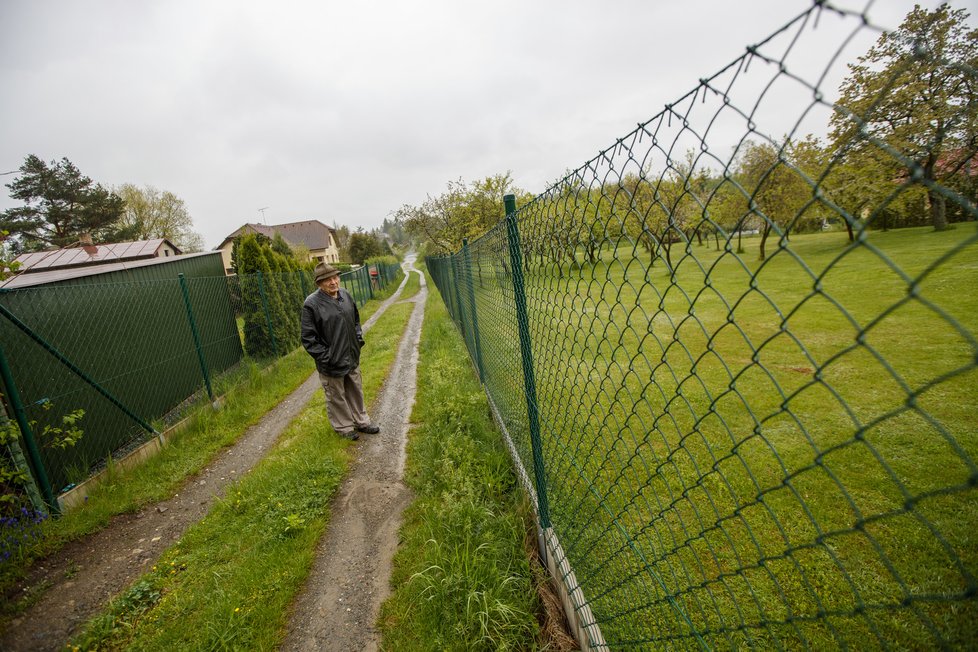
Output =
[
  {"x1": 178, "y1": 273, "x2": 214, "y2": 401},
  {"x1": 504, "y1": 193, "x2": 551, "y2": 530},
  {"x1": 462, "y1": 238, "x2": 485, "y2": 384},
  {"x1": 0, "y1": 343, "x2": 58, "y2": 514},
  {"x1": 256, "y1": 271, "x2": 278, "y2": 357},
  {"x1": 1, "y1": 404, "x2": 45, "y2": 513}
]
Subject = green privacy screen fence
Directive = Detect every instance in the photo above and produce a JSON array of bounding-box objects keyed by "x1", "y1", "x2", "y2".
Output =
[
  {"x1": 0, "y1": 258, "x2": 402, "y2": 509},
  {"x1": 427, "y1": 2, "x2": 976, "y2": 649}
]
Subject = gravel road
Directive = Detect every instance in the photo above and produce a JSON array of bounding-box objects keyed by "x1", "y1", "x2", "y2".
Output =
[{"x1": 280, "y1": 256, "x2": 425, "y2": 651}]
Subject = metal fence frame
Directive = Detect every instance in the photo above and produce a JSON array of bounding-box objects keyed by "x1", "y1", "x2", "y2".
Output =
[
  {"x1": 427, "y1": 1, "x2": 976, "y2": 648},
  {"x1": 0, "y1": 261, "x2": 402, "y2": 513}
]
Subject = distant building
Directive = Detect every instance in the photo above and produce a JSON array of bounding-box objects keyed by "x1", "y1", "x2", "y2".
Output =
[{"x1": 215, "y1": 220, "x2": 340, "y2": 274}]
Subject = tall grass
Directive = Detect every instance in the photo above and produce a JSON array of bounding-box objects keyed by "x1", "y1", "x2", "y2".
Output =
[
  {"x1": 461, "y1": 225, "x2": 977, "y2": 648},
  {"x1": 378, "y1": 272, "x2": 541, "y2": 651}
]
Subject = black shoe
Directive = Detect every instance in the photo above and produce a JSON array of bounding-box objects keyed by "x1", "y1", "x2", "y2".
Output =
[
  {"x1": 355, "y1": 424, "x2": 380, "y2": 434},
  {"x1": 338, "y1": 430, "x2": 359, "y2": 441}
]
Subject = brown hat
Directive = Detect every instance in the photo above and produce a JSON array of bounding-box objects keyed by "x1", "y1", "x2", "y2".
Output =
[{"x1": 314, "y1": 262, "x2": 340, "y2": 283}]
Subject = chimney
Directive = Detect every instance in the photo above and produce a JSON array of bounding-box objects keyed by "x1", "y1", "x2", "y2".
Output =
[{"x1": 79, "y1": 233, "x2": 98, "y2": 255}]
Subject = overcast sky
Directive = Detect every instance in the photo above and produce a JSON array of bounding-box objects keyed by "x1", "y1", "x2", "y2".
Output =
[{"x1": 0, "y1": 0, "x2": 968, "y2": 250}]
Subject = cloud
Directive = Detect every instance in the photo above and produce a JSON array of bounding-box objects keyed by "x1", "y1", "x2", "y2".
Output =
[{"x1": 0, "y1": 0, "x2": 964, "y2": 248}]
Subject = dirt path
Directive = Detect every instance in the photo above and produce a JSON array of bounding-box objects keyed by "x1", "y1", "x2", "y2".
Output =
[
  {"x1": 280, "y1": 256, "x2": 425, "y2": 651},
  {"x1": 0, "y1": 266, "x2": 415, "y2": 652}
]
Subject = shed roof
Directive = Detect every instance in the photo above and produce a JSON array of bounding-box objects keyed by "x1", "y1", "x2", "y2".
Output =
[
  {"x1": 13, "y1": 239, "x2": 180, "y2": 273},
  {"x1": 1, "y1": 250, "x2": 212, "y2": 290}
]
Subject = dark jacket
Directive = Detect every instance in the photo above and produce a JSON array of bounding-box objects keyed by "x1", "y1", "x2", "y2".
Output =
[{"x1": 301, "y1": 288, "x2": 364, "y2": 377}]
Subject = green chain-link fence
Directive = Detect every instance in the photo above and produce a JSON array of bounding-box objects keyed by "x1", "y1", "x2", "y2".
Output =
[
  {"x1": 428, "y1": 2, "x2": 976, "y2": 648},
  {"x1": 0, "y1": 259, "x2": 403, "y2": 510}
]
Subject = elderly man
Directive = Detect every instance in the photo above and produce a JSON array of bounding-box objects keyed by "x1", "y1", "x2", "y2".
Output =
[{"x1": 301, "y1": 262, "x2": 380, "y2": 441}]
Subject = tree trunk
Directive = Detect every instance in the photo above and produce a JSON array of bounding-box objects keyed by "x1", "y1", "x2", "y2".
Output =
[
  {"x1": 758, "y1": 223, "x2": 772, "y2": 261},
  {"x1": 929, "y1": 189, "x2": 948, "y2": 231}
]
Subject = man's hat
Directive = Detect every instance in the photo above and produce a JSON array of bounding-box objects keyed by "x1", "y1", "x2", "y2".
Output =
[{"x1": 314, "y1": 262, "x2": 340, "y2": 283}]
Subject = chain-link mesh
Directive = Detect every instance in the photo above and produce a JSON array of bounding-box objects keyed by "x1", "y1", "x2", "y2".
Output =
[
  {"x1": 0, "y1": 262, "x2": 403, "y2": 501},
  {"x1": 428, "y1": 2, "x2": 977, "y2": 648}
]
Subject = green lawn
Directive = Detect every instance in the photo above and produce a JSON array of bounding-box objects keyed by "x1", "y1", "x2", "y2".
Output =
[{"x1": 460, "y1": 225, "x2": 978, "y2": 649}]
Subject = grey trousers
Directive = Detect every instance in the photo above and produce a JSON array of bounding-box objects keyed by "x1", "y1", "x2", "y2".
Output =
[{"x1": 318, "y1": 367, "x2": 370, "y2": 434}]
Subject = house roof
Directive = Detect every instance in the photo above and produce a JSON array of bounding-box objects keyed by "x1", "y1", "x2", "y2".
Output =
[
  {"x1": 216, "y1": 220, "x2": 336, "y2": 251},
  {"x1": 12, "y1": 239, "x2": 180, "y2": 273}
]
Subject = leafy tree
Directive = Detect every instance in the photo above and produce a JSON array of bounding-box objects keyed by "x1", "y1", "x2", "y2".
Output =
[
  {"x1": 346, "y1": 230, "x2": 383, "y2": 264},
  {"x1": 380, "y1": 216, "x2": 409, "y2": 247},
  {"x1": 229, "y1": 232, "x2": 272, "y2": 274},
  {"x1": 236, "y1": 234, "x2": 299, "y2": 358},
  {"x1": 262, "y1": 247, "x2": 300, "y2": 352},
  {"x1": 114, "y1": 183, "x2": 204, "y2": 252},
  {"x1": 614, "y1": 151, "x2": 720, "y2": 270},
  {"x1": 271, "y1": 233, "x2": 292, "y2": 258},
  {"x1": 332, "y1": 223, "x2": 350, "y2": 253},
  {"x1": 830, "y1": 4, "x2": 978, "y2": 231},
  {"x1": 1, "y1": 155, "x2": 124, "y2": 251},
  {"x1": 735, "y1": 139, "x2": 819, "y2": 261},
  {"x1": 399, "y1": 172, "x2": 532, "y2": 254}
]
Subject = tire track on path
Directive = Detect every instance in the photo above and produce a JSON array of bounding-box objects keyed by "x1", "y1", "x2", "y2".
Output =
[
  {"x1": 0, "y1": 266, "x2": 414, "y2": 652},
  {"x1": 280, "y1": 255, "x2": 426, "y2": 651}
]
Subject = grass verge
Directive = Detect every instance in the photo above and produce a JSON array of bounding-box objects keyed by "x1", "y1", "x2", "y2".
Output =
[
  {"x1": 67, "y1": 296, "x2": 416, "y2": 650},
  {"x1": 0, "y1": 351, "x2": 315, "y2": 599},
  {"x1": 377, "y1": 268, "x2": 548, "y2": 651}
]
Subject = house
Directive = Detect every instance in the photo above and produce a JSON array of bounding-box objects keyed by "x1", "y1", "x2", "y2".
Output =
[
  {"x1": 215, "y1": 220, "x2": 340, "y2": 274},
  {"x1": 5, "y1": 238, "x2": 182, "y2": 288}
]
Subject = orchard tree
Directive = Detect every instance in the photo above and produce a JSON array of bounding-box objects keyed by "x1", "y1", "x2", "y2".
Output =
[
  {"x1": 115, "y1": 183, "x2": 204, "y2": 252},
  {"x1": 830, "y1": 4, "x2": 978, "y2": 231},
  {"x1": 1, "y1": 155, "x2": 123, "y2": 251},
  {"x1": 735, "y1": 139, "x2": 818, "y2": 261},
  {"x1": 398, "y1": 172, "x2": 532, "y2": 254}
]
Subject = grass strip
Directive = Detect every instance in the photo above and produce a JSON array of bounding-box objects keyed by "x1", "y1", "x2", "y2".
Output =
[
  {"x1": 377, "y1": 268, "x2": 543, "y2": 651},
  {"x1": 69, "y1": 297, "x2": 416, "y2": 650}
]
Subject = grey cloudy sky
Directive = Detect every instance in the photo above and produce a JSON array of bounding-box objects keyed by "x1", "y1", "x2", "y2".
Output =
[{"x1": 0, "y1": 0, "x2": 966, "y2": 249}]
